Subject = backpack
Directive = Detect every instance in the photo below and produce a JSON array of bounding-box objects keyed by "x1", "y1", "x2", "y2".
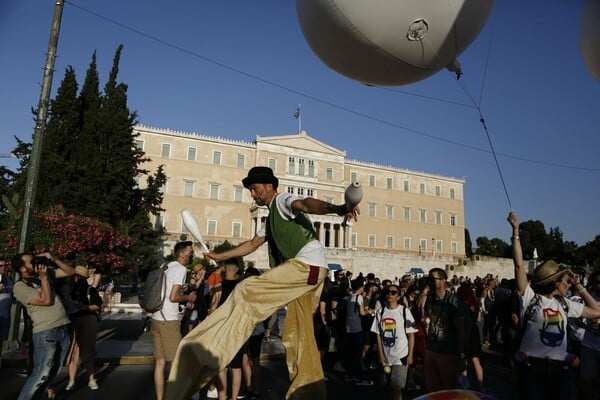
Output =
[{"x1": 141, "y1": 263, "x2": 168, "y2": 317}]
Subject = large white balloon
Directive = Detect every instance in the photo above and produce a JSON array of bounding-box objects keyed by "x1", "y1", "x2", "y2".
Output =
[
  {"x1": 296, "y1": 0, "x2": 495, "y2": 86},
  {"x1": 580, "y1": 0, "x2": 600, "y2": 82}
]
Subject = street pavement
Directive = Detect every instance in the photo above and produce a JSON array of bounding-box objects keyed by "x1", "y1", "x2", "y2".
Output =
[{"x1": 0, "y1": 294, "x2": 516, "y2": 399}]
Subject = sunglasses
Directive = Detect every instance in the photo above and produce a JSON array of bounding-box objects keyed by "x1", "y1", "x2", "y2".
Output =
[{"x1": 386, "y1": 290, "x2": 399, "y2": 296}]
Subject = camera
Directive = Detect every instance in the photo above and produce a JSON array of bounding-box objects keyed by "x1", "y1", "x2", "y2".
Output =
[{"x1": 33, "y1": 256, "x2": 51, "y2": 266}]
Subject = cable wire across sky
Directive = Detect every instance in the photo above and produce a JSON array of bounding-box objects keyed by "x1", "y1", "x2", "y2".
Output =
[{"x1": 64, "y1": 0, "x2": 600, "y2": 174}]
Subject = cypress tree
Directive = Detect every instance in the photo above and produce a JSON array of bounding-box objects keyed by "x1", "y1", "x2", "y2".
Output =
[
  {"x1": 73, "y1": 51, "x2": 103, "y2": 214},
  {"x1": 37, "y1": 66, "x2": 80, "y2": 209}
]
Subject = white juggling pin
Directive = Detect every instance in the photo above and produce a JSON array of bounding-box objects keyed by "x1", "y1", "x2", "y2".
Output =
[{"x1": 181, "y1": 208, "x2": 216, "y2": 266}]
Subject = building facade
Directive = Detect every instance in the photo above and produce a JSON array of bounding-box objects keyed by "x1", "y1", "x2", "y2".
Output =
[{"x1": 134, "y1": 125, "x2": 467, "y2": 274}]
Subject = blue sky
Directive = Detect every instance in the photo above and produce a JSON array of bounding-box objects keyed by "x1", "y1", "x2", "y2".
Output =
[{"x1": 1, "y1": 0, "x2": 599, "y2": 247}]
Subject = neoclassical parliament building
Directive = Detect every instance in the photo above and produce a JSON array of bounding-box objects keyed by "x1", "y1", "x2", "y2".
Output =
[{"x1": 134, "y1": 125, "x2": 467, "y2": 274}]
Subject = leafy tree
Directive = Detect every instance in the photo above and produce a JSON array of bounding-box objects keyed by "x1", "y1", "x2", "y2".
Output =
[
  {"x1": 0, "y1": 164, "x2": 15, "y2": 221},
  {"x1": 577, "y1": 235, "x2": 600, "y2": 268},
  {"x1": 517, "y1": 219, "x2": 547, "y2": 260},
  {"x1": 36, "y1": 66, "x2": 80, "y2": 210},
  {"x1": 475, "y1": 236, "x2": 508, "y2": 257}
]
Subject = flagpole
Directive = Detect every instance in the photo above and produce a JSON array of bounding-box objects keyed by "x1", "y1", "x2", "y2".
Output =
[{"x1": 297, "y1": 104, "x2": 302, "y2": 133}]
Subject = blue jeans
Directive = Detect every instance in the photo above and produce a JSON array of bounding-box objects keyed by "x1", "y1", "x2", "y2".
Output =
[{"x1": 18, "y1": 325, "x2": 70, "y2": 400}]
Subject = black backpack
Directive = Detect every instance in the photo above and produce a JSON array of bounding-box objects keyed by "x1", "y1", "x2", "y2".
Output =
[{"x1": 141, "y1": 263, "x2": 168, "y2": 318}]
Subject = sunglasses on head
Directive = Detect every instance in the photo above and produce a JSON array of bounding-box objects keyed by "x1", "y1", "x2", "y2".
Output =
[{"x1": 387, "y1": 290, "x2": 399, "y2": 296}]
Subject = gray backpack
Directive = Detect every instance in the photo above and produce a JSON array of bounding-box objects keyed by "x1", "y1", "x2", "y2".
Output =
[{"x1": 141, "y1": 263, "x2": 168, "y2": 317}]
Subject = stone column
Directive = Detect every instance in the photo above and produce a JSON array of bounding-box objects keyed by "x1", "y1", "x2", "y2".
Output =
[{"x1": 335, "y1": 224, "x2": 342, "y2": 248}]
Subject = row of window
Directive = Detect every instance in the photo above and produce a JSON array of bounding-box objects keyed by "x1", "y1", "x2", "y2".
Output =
[
  {"x1": 350, "y1": 171, "x2": 456, "y2": 199},
  {"x1": 352, "y1": 234, "x2": 459, "y2": 254},
  {"x1": 286, "y1": 186, "x2": 314, "y2": 197},
  {"x1": 179, "y1": 181, "x2": 244, "y2": 202},
  {"x1": 163, "y1": 179, "x2": 459, "y2": 227},
  {"x1": 368, "y1": 203, "x2": 458, "y2": 226},
  {"x1": 159, "y1": 213, "x2": 458, "y2": 254},
  {"x1": 139, "y1": 139, "x2": 458, "y2": 200},
  {"x1": 183, "y1": 219, "x2": 243, "y2": 238},
  {"x1": 142, "y1": 140, "x2": 250, "y2": 169}
]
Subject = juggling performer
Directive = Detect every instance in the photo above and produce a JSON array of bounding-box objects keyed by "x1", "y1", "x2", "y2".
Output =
[{"x1": 166, "y1": 166, "x2": 360, "y2": 399}]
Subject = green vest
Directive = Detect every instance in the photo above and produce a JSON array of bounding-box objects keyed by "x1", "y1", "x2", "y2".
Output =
[{"x1": 266, "y1": 194, "x2": 317, "y2": 268}]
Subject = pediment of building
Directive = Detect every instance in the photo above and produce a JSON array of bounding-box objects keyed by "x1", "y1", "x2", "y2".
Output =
[{"x1": 256, "y1": 131, "x2": 345, "y2": 156}]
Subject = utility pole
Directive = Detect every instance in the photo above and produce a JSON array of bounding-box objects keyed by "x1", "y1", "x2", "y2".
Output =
[{"x1": 3, "y1": 0, "x2": 65, "y2": 353}]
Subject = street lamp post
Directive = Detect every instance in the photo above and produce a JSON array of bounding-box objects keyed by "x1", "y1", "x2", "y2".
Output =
[{"x1": 3, "y1": 0, "x2": 65, "y2": 354}]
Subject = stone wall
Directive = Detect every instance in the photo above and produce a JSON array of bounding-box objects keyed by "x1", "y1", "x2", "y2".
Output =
[
  {"x1": 241, "y1": 245, "x2": 515, "y2": 282},
  {"x1": 324, "y1": 248, "x2": 515, "y2": 281}
]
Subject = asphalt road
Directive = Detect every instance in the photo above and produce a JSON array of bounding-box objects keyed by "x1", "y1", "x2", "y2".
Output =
[{"x1": 0, "y1": 352, "x2": 515, "y2": 400}]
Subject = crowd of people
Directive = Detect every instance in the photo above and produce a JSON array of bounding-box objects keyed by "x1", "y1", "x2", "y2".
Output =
[{"x1": 2, "y1": 165, "x2": 599, "y2": 400}]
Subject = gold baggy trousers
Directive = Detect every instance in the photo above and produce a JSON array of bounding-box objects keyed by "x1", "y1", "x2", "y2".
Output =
[{"x1": 166, "y1": 259, "x2": 328, "y2": 400}]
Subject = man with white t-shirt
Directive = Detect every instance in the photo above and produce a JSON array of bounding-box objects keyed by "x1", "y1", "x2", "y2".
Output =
[
  {"x1": 167, "y1": 166, "x2": 359, "y2": 400},
  {"x1": 152, "y1": 241, "x2": 196, "y2": 400}
]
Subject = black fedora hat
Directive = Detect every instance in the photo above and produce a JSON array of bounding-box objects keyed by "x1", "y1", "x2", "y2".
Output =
[{"x1": 242, "y1": 166, "x2": 279, "y2": 189}]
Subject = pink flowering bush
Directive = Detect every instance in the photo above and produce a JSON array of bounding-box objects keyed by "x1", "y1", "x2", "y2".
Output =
[{"x1": 0, "y1": 205, "x2": 131, "y2": 272}]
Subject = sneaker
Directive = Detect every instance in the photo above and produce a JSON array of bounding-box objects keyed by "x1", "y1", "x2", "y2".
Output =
[
  {"x1": 355, "y1": 379, "x2": 374, "y2": 386},
  {"x1": 88, "y1": 379, "x2": 99, "y2": 390},
  {"x1": 343, "y1": 375, "x2": 358, "y2": 382},
  {"x1": 406, "y1": 382, "x2": 421, "y2": 391},
  {"x1": 206, "y1": 387, "x2": 218, "y2": 399},
  {"x1": 65, "y1": 381, "x2": 75, "y2": 391},
  {"x1": 237, "y1": 391, "x2": 247, "y2": 399}
]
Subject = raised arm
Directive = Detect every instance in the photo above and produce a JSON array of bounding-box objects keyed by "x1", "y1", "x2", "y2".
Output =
[
  {"x1": 508, "y1": 212, "x2": 527, "y2": 295},
  {"x1": 568, "y1": 270, "x2": 600, "y2": 319},
  {"x1": 291, "y1": 197, "x2": 359, "y2": 222},
  {"x1": 27, "y1": 266, "x2": 53, "y2": 306},
  {"x1": 38, "y1": 252, "x2": 75, "y2": 279},
  {"x1": 204, "y1": 234, "x2": 266, "y2": 263}
]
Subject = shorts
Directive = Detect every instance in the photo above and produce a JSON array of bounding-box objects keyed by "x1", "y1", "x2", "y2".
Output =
[
  {"x1": 151, "y1": 319, "x2": 181, "y2": 361},
  {"x1": 247, "y1": 334, "x2": 263, "y2": 359},
  {"x1": 229, "y1": 344, "x2": 247, "y2": 368},
  {"x1": 390, "y1": 364, "x2": 409, "y2": 389}
]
